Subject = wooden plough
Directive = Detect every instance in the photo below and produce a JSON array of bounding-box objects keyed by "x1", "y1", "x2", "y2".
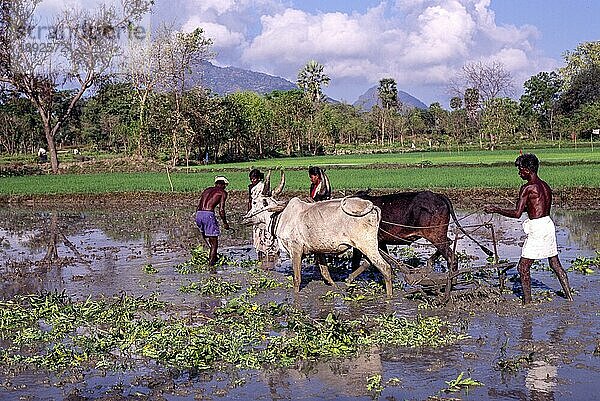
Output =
[{"x1": 379, "y1": 222, "x2": 516, "y2": 304}]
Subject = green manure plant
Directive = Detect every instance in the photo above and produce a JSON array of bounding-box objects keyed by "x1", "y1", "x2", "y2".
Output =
[
  {"x1": 443, "y1": 371, "x2": 484, "y2": 393},
  {"x1": 0, "y1": 289, "x2": 468, "y2": 375},
  {"x1": 569, "y1": 251, "x2": 599, "y2": 274},
  {"x1": 142, "y1": 263, "x2": 158, "y2": 274},
  {"x1": 495, "y1": 351, "x2": 535, "y2": 373},
  {"x1": 321, "y1": 281, "x2": 386, "y2": 302},
  {"x1": 372, "y1": 314, "x2": 469, "y2": 347},
  {"x1": 175, "y1": 246, "x2": 259, "y2": 274},
  {"x1": 366, "y1": 373, "x2": 384, "y2": 395},
  {"x1": 179, "y1": 277, "x2": 242, "y2": 297},
  {"x1": 175, "y1": 245, "x2": 229, "y2": 273}
]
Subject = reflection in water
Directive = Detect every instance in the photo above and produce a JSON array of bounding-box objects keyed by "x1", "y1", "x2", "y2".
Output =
[
  {"x1": 521, "y1": 316, "x2": 559, "y2": 401},
  {"x1": 261, "y1": 346, "x2": 383, "y2": 399},
  {"x1": 0, "y1": 206, "x2": 598, "y2": 299}
]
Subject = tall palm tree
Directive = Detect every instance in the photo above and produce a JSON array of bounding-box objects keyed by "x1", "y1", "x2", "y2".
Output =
[
  {"x1": 297, "y1": 60, "x2": 330, "y2": 103},
  {"x1": 377, "y1": 78, "x2": 398, "y2": 109},
  {"x1": 377, "y1": 78, "x2": 398, "y2": 145}
]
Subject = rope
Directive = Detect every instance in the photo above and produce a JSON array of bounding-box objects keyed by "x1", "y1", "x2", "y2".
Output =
[
  {"x1": 379, "y1": 211, "x2": 483, "y2": 230},
  {"x1": 378, "y1": 216, "x2": 496, "y2": 250}
]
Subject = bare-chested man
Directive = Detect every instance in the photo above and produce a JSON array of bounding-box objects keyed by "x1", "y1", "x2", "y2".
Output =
[
  {"x1": 196, "y1": 176, "x2": 230, "y2": 266},
  {"x1": 485, "y1": 153, "x2": 573, "y2": 304}
]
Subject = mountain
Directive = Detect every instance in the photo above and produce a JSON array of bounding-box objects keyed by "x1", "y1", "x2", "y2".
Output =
[
  {"x1": 353, "y1": 86, "x2": 427, "y2": 110},
  {"x1": 193, "y1": 62, "x2": 428, "y2": 109},
  {"x1": 196, "y1": 61, "x2": 297, "y2": 95}
]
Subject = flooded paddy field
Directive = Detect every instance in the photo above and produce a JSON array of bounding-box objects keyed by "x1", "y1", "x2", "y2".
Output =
[{"x1": 0, "y1": 193, "x2": 599, "y2": 401}]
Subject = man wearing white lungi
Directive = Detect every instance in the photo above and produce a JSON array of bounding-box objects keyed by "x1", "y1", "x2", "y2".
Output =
[
  {"x1": 485, "y1": 153, "x2": 573, "y2": 304},
  {"x1": 247, "y1": 169, "x2": 279, "y2": 262}
]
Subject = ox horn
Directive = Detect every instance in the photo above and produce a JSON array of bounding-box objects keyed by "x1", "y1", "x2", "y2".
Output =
[
  {"x1": 262, "y1": 170, "x2": 272, "y2": 196},
  {"x1": 272, "y1": 170, "x2": 285, "y2": 196}
]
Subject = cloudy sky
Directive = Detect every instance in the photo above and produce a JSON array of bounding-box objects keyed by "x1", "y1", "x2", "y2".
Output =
[{"x1": 38, "y1": 0, "x2": 600, "y2": 106}]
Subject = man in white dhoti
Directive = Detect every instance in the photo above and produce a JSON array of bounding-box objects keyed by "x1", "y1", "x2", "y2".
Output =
[
  {"x1": 485, "y1": 153, "x2": 573, "y2": 304},
  {"x1": 248, "y1": 169, "x2": 279, "y2": 262}
]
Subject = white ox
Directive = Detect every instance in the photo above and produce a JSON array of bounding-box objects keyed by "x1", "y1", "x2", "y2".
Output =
[{"x1": 242, "y1": 171, "x2": 393, "y2": 297}]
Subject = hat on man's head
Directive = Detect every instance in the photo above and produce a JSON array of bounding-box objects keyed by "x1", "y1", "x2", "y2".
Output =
[{"x1": 214, "y1": 175, "x2": 229, "y2": 185}]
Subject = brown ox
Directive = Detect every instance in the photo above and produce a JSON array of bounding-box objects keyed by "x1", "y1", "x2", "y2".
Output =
[{"x1": 351, "y1": 191, "x2": 493, "y2": 275}]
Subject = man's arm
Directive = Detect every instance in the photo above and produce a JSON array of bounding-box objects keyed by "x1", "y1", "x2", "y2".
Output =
[
  {"x1": 219, "y1": 192, "x2": 230, "y2": 229},
  {"x1": 485, "y1": 185, "x2": 530, "y2": 218}
]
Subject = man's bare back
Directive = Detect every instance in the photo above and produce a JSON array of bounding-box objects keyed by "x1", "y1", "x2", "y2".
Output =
[
  {"x1": 198, "y1": 186, "x2": 227, "y2": 211},
  {"x1": 518, "y1": 176, "x2": 552, "y2": 219},
  {"x1": 195, "y1": 179, "x2": 230, "y2": 266},
  {"x1": 197, "y1": 184, "x2": 229, "y2": 230}
]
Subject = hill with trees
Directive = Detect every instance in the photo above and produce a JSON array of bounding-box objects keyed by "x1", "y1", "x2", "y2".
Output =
[
  {"x1": 353, "y1": 86, "x2": 427, "y2": 111},
  {"x1": 195, "y1": 61, "x2": 297, "y2": 95}
]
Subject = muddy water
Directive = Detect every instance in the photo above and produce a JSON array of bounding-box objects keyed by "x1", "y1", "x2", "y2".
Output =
[{"x1": 0, "y1": 204, "x2": 599, "y2": 401}]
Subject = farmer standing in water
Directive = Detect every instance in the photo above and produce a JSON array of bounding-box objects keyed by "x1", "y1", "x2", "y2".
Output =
[
  {"x1": 196, "y1": 176, "x2": 230, "y2": 266},
  {"x1": 485, "y1": 153, "x2": 573, "y2": 304}
]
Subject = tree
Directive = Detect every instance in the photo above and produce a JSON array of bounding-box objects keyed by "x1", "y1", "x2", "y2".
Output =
[
  {"x1": 572, "y1": 101, "x2": 600, "y2": 140},
  {"x1": 558, "y1": 64, "x2": 600, "y2": 114},
  {"x1": 481, "y1": 97, "x2": 519, "y2": 149},
  {"x1": 0, "y1": 0, "x2": 152, "y2": 172},
  {"x1": 297, "y1": 60, "x2": 330, "y2": 103},
  {"x1": 266, "y1": 90, "x2": 312, "y2": 156},
  {"x1": 0, "y1": 93, "x2": 41, "y2": 154},
  {"x1": 520, "y1": 71, "x2": 563, "y2": 140},
  {"x1": 148, "y1": 26, "x2": 213, "y2": 166},
  {"x1": 426, "y1": 102, "x2": 447, "y2": 139},
  {"x1": 448, "y1": 61, "x2": 514, "y2": 103},
  {"x1": 559, "y1": 41, "x2": 600, "y2": 88},
  {"x1": 227, "y1": 91, "x2": 274, "y2": 157},
  {"x1": 80, "y1": 81, "x2": 138, "y2": 152},
  {"x1": 377, "y1": 78, "x2": 398, "y2": 145},
  {"x1": 463, "y1": 87, "x2": 482, "y2": 147}
]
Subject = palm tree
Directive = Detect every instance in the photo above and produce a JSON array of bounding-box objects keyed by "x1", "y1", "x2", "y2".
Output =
[
  {"x1": 297, "y1": 60, "x2": 330, "y2": 103},
  {"x1": 377, "y1": 78, "x2": 398, "y2": 145},
  {"x1": 378, "y1": 78, "x2": 398, "y2": 110}
]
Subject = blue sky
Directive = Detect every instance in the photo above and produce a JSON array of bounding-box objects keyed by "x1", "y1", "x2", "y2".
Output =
[{"x1": 38, "y1": 0, "x2": 600, "y2": 106}]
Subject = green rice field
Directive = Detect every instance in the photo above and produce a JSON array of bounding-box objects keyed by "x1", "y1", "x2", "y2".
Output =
[
  {"x1": 190, "y1": 147, "x2": 600, "y2": 171},
  {"x1": 1, "y1": 164, "x2": 598, "y2": 195}
]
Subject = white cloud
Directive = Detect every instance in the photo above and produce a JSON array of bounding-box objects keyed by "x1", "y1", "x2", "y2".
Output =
[
  {"x1": 182, "y1": 17, "x2": 245, "y2": 48},
  {"x1": 190, "y1": 0, "x2": 236, "y2": 14},
  {"x1": 234, "y1": 0, "x2": 548, "y2": 102}
]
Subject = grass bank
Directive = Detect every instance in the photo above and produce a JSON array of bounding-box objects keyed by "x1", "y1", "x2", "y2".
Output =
[
  {"x1": 188, "y1": 147, "x2": 600, "y2": 171},
  {"x1": 1, "y1": 164, "x2": 598, "y2": 196}
]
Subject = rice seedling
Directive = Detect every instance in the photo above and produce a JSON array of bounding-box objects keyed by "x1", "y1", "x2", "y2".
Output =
[
  {"x1": 443, "y1": 372, "x2": 484, "y2": 393},
  {"x1": 0, "y1": 288, "x2": 468, "y2": 378},
  {"x1": 496, "y1": 352, "x2": 535, "y2": 372},
  {"x1": 569, "y1": 251, "x2": 599, "y2": 274}
]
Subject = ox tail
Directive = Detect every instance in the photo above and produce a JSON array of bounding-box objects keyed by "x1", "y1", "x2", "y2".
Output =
[{"x1": 441, "y1": 194, "x2": 494, "y2": 257}]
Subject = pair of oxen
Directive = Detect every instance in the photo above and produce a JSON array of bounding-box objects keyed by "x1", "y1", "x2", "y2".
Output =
[{"x1": 242, "y1": 171, "x2": 492, "y2": 297}]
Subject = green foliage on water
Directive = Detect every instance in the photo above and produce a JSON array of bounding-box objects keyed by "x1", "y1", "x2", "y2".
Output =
[
  {"x1": 0, "y1": 290, "x2": 467, "y2": 374},
  {"x1": 443, "y1": 371, "x2": 485, "y2": 393},
  {"x1": 569, "y1": 251, "x2": 599, "y2": 274}
]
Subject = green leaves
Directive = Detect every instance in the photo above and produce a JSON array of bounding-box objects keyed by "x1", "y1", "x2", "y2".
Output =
[
  {"x1": 569, "y1": 251, "x2": 599, "y2": 274},
  {"x1": 443, "y1": 372, "x2": 484, "y2": 393}
]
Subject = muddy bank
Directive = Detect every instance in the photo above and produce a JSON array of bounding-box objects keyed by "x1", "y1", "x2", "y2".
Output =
[{"x1": 2, "y1": 186, "x2": 600, "y2": 212}]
